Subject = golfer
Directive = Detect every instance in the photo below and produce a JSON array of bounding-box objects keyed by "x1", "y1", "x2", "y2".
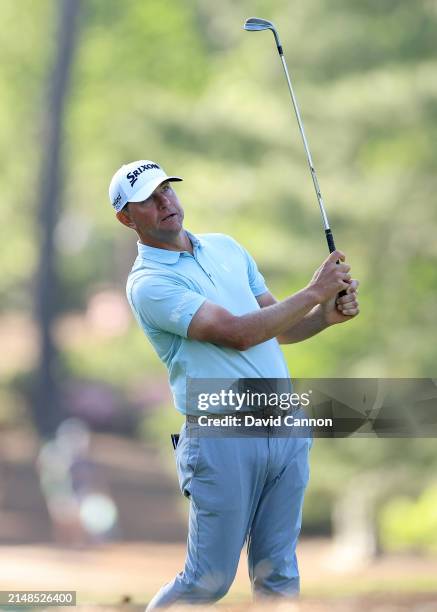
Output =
[{"x1": 109, "y1": 160, "x2": 359, "y2": 609}]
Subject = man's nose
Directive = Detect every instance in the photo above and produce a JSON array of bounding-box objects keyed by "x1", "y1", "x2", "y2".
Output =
[{"x1": 156, "y1": 192, "x2": 170, "y2": 208}]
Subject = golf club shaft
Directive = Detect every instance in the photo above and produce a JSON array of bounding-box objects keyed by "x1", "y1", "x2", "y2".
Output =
[
  {"x1": 277, "y1": 52, "x2": 338, "y2": 255},
  {"x1": 276, "y1": 43, "x2": 347, "y2": 295}
]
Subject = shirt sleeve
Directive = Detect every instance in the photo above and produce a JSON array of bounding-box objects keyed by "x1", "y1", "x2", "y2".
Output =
[
  {"x1": 128, "y1": 274, "x2": 207, "y2": 338},
  {"x1": 229, "y1": 238, "x2": 268, "y2": 297}
]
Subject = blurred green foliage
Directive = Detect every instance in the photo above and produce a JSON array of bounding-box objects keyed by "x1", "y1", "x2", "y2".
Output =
[
  {"x1": 380, "y1": 484, "x2": 437, "y2": 553},
  {"x1": 1, "y1": 0, "x2": 437, "y2": 546}
]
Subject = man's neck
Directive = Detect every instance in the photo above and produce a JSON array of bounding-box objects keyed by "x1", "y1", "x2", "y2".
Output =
[{"x1": 138, "y1": 230, "x2": 193, "y2": 253}]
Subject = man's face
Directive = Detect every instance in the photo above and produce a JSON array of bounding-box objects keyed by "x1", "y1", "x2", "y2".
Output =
[{"x1": 121, "y1": 181, "x2": 184, "y2": 242}]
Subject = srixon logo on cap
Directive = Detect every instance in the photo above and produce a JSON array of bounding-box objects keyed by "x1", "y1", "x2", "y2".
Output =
[{"x1": 127, "y1": 163, "x2": 160, "y2": 187}]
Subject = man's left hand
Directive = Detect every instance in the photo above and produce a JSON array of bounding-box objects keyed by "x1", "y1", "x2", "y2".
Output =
[{"x1": 321, "y1": 279, "x2": 360, "y2": 325}]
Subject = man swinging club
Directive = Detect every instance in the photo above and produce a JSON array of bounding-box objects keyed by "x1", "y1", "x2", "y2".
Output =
[{"x1": 109, "y1": 160, "x2": 359, "y2": 608}]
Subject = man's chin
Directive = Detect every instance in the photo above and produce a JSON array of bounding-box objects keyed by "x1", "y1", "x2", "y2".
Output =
[
  {"x1": 163, "y1": 224, "x2": 183, "y2": 235},
  {"x1": 155, "y1": 225, "x2": 184, "y2": 239}
]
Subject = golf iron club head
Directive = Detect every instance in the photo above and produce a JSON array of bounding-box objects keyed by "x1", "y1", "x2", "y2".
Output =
[
  {"x1": 243, "y1": 17, "x2": 274, "y2": 31},
  {"x1": 243, "y1": 17, "x2": 282, "y2": 53}
]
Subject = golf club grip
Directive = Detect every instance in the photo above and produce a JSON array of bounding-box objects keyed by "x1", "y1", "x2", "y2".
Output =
[
  {"x1": 325, "y1": 229, "x2": 347, "y2": 297},
  {"x1": 325, "y1": 228, "x2": 336, "y2": 254}
]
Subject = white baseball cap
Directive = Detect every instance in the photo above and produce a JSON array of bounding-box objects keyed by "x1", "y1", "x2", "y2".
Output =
[{"x1": 108, "y1": 160, "x2": 183, "y2": 213}]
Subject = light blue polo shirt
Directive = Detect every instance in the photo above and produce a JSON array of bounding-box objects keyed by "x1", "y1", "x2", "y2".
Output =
[{"x1": 126, "y1": 232, "x2": 291, "y2": 414}]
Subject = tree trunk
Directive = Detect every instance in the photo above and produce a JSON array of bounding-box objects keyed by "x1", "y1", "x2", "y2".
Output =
[{"x1": 33, "y1": 0, "x2": 81, "y2": 437}]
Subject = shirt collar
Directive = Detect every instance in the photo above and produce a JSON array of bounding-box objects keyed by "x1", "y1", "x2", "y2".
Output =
[
  {"x1": 137, "y1": 230, "x2": 204, "y2": 264},
  {"x1": 187, "y1": 231, "x2": 205, "y2": 249}
]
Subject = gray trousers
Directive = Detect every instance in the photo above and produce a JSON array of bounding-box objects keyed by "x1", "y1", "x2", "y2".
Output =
[{"x1": 146, "y1": 421, "x2": 312, "y2": 609}]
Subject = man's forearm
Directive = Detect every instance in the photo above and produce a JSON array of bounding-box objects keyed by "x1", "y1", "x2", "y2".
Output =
[
  {"x1": 188, "y1": 249, "x2": 351, "y2": 350},
  {"x1": 277, "y1": 304, "x2": 330, "y2": 344},
  {"x1": 233, "y1": 288, "x2": 319, "y2": 350}
]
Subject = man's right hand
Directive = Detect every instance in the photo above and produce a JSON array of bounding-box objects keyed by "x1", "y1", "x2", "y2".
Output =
[{"x1": 307, "y1": 250, "x2": 351, "y2": 303}]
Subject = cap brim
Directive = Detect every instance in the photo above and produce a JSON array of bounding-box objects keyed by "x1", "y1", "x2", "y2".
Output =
[{"x1": 128, "y1": 176, "x2": 183, "y2": 203}]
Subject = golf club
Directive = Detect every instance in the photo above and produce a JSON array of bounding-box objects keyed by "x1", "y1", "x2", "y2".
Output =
[{"x1": 243, "y1": 17, "x2": 343, "y2": 268}]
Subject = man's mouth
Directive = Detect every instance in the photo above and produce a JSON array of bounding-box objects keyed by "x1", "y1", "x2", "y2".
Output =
[{"x1": 161, "y1": 213, "x2": 177, "y2": 222}]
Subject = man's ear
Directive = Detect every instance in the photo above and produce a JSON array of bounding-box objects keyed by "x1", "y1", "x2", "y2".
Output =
[{"x1": 116, "y1": 206, "x2": 135, "y2": 229}]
